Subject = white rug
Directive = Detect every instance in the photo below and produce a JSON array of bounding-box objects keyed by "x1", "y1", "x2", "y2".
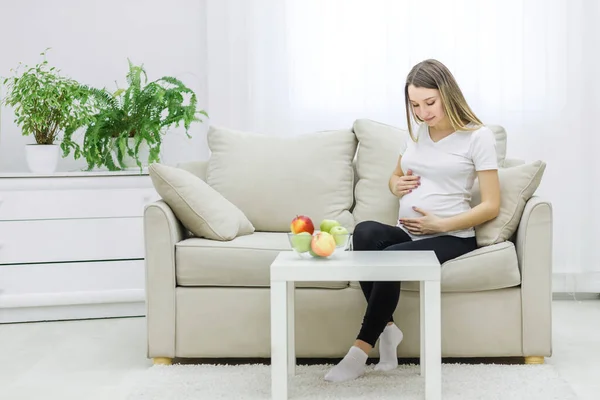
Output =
[{"x1": 126, "y1": 363, "x2": 578, "y2": 400}]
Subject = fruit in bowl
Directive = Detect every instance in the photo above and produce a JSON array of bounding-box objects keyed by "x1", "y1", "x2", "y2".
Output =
[
  {"x1": 329, "y1": 225, "x2": 350, "y2": 246},
  {"x1": 310, "y1": 231, "x2": 336, "y2": 257},
  {"x1": 319, "y1": 219, "x2": 340, "y2": 234},
  {"x1": 287, "y1": 231, "x2": 351, "y2": 259},
  {"x1": 290, "y1": 215, "x2": 315, "y2": 235},
  {"x1": 289, "y1": 231, "x2": 312, "y2": 253},
  {"x1": 287, "y1": 217, "x2": 352, "y2": 259}
]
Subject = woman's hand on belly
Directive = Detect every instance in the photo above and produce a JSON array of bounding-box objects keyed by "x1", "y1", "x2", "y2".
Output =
[
  {"x1": 399, "y1": 206, "x2": 447, "y2": 236},
  {"x1": 391, "y1": 169, "x2": 421, "y2": 198}
]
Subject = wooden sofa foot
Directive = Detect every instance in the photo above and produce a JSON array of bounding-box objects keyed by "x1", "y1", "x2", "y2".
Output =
[
  {"x1": 524, "y1": 356, "x2": 544, "y2": 365},
  {"x1": 153, "y1": 357, "x2": 173, "y2": 365}
]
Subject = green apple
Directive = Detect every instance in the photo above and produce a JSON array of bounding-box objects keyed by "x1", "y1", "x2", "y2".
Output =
[
  {"x1": 320, "y1": 219, "x2": 341, "y2": 233},
  {"x1": 329, "y1": 225, "x2": 349, "y2": 246},
  {"x1": 290, "y1": 232, "x2": 312, "y2": 253}
]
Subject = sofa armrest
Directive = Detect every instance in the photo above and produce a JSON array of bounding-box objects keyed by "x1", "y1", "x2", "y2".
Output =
[
  {"x1": 515, "y1": 196, "x2": 553, "y2": 357},
  {"x1": 143, "y1": 200, "x2": 186, "y2": 359}
]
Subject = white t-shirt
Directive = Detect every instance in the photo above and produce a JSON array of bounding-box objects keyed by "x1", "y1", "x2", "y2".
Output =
[{"x1": 397, "y1": 123, "x2": 498, "y2": 240}]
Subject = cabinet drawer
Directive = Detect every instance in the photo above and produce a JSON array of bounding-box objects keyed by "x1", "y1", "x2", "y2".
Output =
[
  {"x1": 0, "y1": 188, "x2": 160, "y2": 221},
  {"x1": 0, "y1": 218, "x2": 145, "y2": 264},
  {"x1": 0, "y1": 259, "x2": 144, "y2": 296}
]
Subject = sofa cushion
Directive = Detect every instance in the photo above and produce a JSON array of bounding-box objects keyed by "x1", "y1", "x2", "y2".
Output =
[
  {"x1": 348, "y1": 241, "x2": 520, "y2": 293},
  {"x1": 177, "y1": 160, "x2": 208, "y2": 181},
  {"x1": 148, "y1": 163, "x2": 255, "y2": 241},
  {"x1": 471, "y1": 160, "x2": 546, "y2": 246},
  {"x1": 206, "y1": 126, "x2": 357, "y2": 232},
  {"x1": 487, "y1": 125, "x2": 508, "y2": 167},
  {"x1": 352, "y1": 119, "x2": 408, "y2": 226},
  {"x1": 175, "y1": 232, "x2": 349, "y2": 289}
]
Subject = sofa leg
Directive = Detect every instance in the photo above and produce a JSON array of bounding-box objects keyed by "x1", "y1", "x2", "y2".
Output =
[
  {"x1": 153, "y1": 357, "x2": 173, "y2": 365},
  {"x1": 524, "y1": 356, "x2": 544, "y2": 365}
]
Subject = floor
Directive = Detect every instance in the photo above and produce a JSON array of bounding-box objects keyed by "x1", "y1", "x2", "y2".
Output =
[{"x1": 0, "y1": 298, "x2": 598, "y2": 400}]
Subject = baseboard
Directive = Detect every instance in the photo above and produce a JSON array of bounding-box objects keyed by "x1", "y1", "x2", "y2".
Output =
[{"x1": 552, "y1": 272, "x2": 600, "y2": 293}]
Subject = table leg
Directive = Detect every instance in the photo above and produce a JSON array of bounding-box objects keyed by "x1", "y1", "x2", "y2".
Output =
[
  {"x1": 423, "y1": 280, "x2": 441, "y2": 400},
  {"x1": 420, "y1": 281, "x2": 426, "y2": 377},
  {"x1": 271, "y1": 281, "x2": 289, "y2": 399},
  {"x1": 287, "y1": 281, "x2": 295, "y2": 376}
]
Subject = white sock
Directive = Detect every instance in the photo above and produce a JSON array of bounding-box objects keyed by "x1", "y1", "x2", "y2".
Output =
[
  {"x1": 324, "y1": 346, "x2": 368, "y2": 382},
  {"x1": 374, "y1": 323, "x2": 404, "y2": 371}
]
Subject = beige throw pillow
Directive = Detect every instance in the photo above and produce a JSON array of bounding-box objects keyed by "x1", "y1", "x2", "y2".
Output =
[
  {"x1": 471, "y1": 160, "x2": 546, "y2": 246},
  {"x1": 206, "y1": 126, "x2": 357, "y2": 232},
  {"x1": 148, "y1": 163, "x2": 255, "y2": 241}
]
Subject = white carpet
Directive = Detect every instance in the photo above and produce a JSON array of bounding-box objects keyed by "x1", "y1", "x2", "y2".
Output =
[{"x1": 126, "y1": 363, "x2": 578, "y2": 400}]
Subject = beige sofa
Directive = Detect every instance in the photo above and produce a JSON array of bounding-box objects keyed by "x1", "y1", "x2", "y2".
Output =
[{"x1": 143, "y1": 119, "x2": 552, "y2": 366}]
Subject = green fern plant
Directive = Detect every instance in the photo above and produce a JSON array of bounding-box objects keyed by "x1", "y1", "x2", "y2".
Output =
[{"x1": 62, "y1": 60, "x2": 207, "y2": 171}]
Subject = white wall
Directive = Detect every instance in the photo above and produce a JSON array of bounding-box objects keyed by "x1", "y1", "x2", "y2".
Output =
[{"x1": 0, "y1": 0, "x2": 209, "y2": 172}]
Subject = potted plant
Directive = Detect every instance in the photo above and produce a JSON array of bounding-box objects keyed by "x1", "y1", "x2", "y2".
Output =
[
  {"x1": 62, "y1": 60, "x2": 207, "y2": 171},
  {"x1": 1, "y1": 50, "x2": 96, "y2": 173}
]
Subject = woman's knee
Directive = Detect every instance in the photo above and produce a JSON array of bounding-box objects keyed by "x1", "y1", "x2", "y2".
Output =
[
  {"x1": 383, "y1": 238, "x2": 422, "y2": 252},
  {"x1": 352, "y1": 221, "x2": 383, "y2": 250}
]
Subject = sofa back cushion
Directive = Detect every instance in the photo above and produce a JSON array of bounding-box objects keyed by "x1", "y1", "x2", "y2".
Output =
[
  {"x1": 206, "y1": 126, "x2": 357, "y2": 232},
  {"x1": 177, "y1": 161, "x2": 208, "y2": 181},
  {"x1": 487, "y1": 125, "x2": 508, "y2": 167},
  {"x1": 352, "y1": 119, "x2": 408, "y2": 225}
]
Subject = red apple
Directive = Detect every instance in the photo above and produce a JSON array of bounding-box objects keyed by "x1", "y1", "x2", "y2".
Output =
[
  {"x1": 290, "y1": 215, "x2": 315, "y2": 234},
  {"x1": 310, "y1": 231, "x2": 336, "y2": 257}
]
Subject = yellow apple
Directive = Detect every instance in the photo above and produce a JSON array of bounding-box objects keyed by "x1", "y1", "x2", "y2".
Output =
[{"x1": 310, "y1": 231, "x2": 336, "y2": 257}]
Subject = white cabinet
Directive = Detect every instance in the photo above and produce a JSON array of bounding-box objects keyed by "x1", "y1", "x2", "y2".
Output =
[{"x1": 0, "y1": 170, "x2": 160, "y2": 323}]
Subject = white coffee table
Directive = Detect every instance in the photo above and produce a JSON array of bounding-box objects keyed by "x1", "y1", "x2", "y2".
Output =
[{"x1": 270, "y1": 250, "x2": 441, "y2": 400}]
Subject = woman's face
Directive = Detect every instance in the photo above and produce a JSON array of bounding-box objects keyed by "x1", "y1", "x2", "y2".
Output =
[{"x1": 407, "y1": 85, "x2": 446, "y2": 127}]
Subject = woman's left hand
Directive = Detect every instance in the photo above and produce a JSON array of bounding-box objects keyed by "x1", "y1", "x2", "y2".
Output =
[{"x1": 399, "y1": 207, "x2": 446, "y2": 235}]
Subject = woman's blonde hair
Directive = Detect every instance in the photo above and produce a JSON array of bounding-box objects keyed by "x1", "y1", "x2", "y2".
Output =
[{"x1": 404, "y1": 59, "x2": 483, "y2": 142}]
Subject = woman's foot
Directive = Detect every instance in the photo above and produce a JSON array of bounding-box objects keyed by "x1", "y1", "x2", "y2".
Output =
[
  {"x1": 374, "y1": 323, "x2": 404, "y2": 371},
  {"x1": 324, "y1": 346, "x2": 368, "y2": 382}
]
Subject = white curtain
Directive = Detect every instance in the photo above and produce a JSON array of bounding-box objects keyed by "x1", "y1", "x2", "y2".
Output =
[{"x1": 205, "y1": 0, "x2": 600, "y2": 276}]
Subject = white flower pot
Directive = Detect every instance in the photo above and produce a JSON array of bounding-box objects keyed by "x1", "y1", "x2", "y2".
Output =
[{"x1": 25, "y1": 144, "x2": 59, "y2": 174}]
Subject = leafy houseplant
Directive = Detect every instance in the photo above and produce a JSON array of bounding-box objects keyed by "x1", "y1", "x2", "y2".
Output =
[
  {"x1": 62, "y1": 61, "x2": 207, "y2": 171},
  {"x1": 1, "y1": 50, "x2": 96, "y2": 173}
]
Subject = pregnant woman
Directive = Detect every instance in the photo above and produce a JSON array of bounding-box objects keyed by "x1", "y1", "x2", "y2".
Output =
[{"x1": 325, "y1": 59, "x2": 501, "y2": 382}]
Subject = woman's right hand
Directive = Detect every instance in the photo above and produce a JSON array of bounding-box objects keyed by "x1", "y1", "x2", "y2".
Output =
[{"x1": 393, "y1": 169, "x2": 420, "y2": 198}]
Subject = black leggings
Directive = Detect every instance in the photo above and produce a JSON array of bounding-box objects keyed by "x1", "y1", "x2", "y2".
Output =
[{"x1": 353, "y1": 220, "x2": 478, "y2": 347}]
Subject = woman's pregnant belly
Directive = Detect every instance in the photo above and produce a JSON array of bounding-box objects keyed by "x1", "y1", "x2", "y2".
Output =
[{"x1": 398, "y1": 179, "x2": 470, "y2": 221}]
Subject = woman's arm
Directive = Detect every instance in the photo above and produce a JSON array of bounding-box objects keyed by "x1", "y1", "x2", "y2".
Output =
[
  {"x1": 439, "y1": 169, "x2": 500, "y2": 233},
  {"x1": 388, "y1": 154, "x2": 404, "y2": 195}
]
